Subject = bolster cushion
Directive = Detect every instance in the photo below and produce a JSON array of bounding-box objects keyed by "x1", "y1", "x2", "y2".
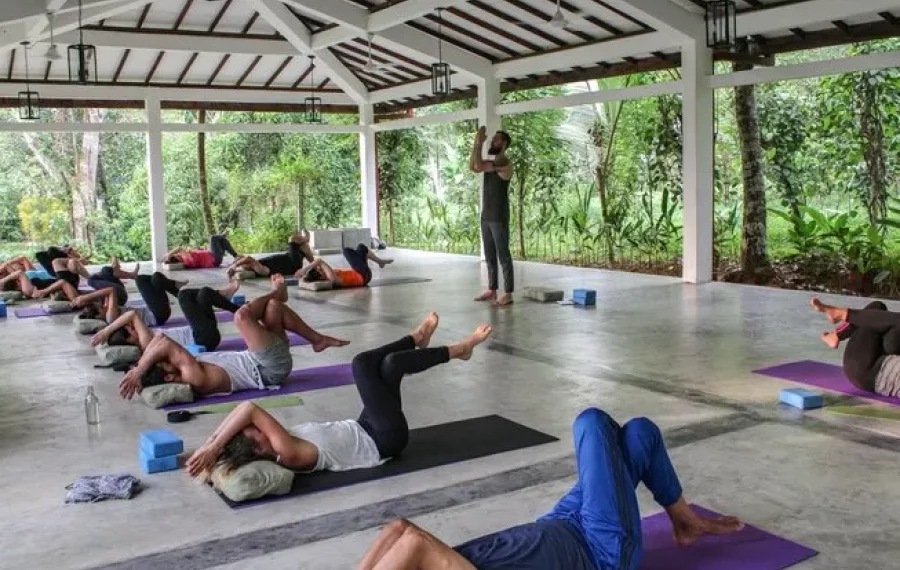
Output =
[
  {"x1": 0, "y1": 291, "x2": 25, "y2": 303},
  {"x1": 95, "y1": 343, "x2": 141, "y2": 366},
  {"x1": 162, "y1": 262, "x2": 185, "y2": 271},
  {"x1": 73, "y1": 315, "x2": 107, "y2": 335},
  {"x1": 523, "y1": 286, "x2": 565, "y2": 303},
  {"x1": 43, "y1": 300, "x2": 73, "y2": 313},
  {"x1": 298, "y1": 280, "x2": 333, "y2": 291},
  {"x1": 211, "y1": 461, "x2": 295, "y2": 502},
  {"x1": 140, "y1": 384, "x2": 195, "y2": 409},
  {"x1": 234, "y1": 270, "x2": 257, "y2": 281}
]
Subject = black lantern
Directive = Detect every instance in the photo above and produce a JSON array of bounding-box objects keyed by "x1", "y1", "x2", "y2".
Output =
[
  {"x1": 304, "y1": 55, "x2": 322, "y2": 123},
  {"x1": 68, "y1": 0, "x2": 98, "y2": 84},
  {"x1": 431, "y1": 8, "x2": 451, "y2": 97},
  {"x1": 18, "y1": 42, "x2": 40, "y2": 120},
  {"x1": 705, "y1": 0, "x2": 737, "y2": 49}
]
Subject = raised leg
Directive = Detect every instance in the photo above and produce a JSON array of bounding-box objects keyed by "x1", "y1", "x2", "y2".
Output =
[
  {"x1": 364, "y1": 521, "x2": 477, "y2": 570},
  {"x1": 178, "y1": 288, "x2": 222, "y2": 351}
]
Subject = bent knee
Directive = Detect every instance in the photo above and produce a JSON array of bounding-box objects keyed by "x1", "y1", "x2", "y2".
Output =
[
  {"x1": 865, "y1": 301, "x2": 887, "y2": 311},
  {"x1": 573, "y1": 407, "x2": 616, "y2": 434},
  {"x1": 234, "y1": 305, "x2": 255, "y2": 325},
  {"x1": 386, "y1": 519, "x2": 412, "y2": 534},
  {"x1": 624, "y1": 417, "x2": 661, "y2": 440}
]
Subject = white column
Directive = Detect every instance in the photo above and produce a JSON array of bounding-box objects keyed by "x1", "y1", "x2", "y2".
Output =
[
  {"x1": 476, "y1": 78, "x2": 500, "y2": 258},
  {"x1": 359, "y1": 103, "x2": 378, "y2": 238},
  {"x1": 145, "y1": 98, "x2": 167, "y2": 266},
  {"x1": 681, "y1": 42, "x2": 714, "y2": 284}
]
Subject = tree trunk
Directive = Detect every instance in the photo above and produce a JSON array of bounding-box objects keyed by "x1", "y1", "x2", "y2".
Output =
[
  {"x1": 388, "y1": 204, "x2": 395, "y2": 244},
  {"x1": 74, "y1": 108, "x2": 106, "y2": 248},
  {"x1": 857, "y1": 74, "x2": 887, "y2": 225},
  {"x1": 734, "y1": 61, "x2": 768, "y2": 274},
  {"x1": 517, "y1": 176, "x2": 526, "y2": 259},
  {"x1": 197, "y1": 109, "x2": 216, "y2": 235},
  {"x1": 297, "y1": 181, "x2": 305, "y2": 231}
]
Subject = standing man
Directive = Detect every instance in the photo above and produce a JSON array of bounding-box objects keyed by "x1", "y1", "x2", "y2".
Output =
[{"x1": 470, "y1": 126, "x2": 514, "y2": 306}]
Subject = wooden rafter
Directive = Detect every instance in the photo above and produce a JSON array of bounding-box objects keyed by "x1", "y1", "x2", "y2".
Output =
[
  {"x1": 208, "y1": 0, "x2": 233, "y2": 32},
  {"x1": 177, "y1": 52, "x2": 199, "y2": 84},
  {"x1": 207, "y1": 54, "x2": 231, "y2": 85},
  {"x1": 264, "y1": 56, "x2": 293, "y2": 87},
  {"x1": 468, "y1": 0, "x2": 567, "y2": 47},
  {"x1": 173, "y1": 0, "x2": 194, "y2": 30},
  {"x1": 113, "y1": 48, "x2": 131, "y2": 83},
  {"x1": 236, "y1": 55, "x2": 263, "y2": 87},
  {"x1": 145, "y1": 51, "x2": 166, "y2": 84}
]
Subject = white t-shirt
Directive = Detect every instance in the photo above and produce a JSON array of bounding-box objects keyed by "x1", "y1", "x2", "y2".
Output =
[
  {"x1": 160, "y1": 326, "x2": 194, "y2": 348},
  {"x1": 196, "y1": 351, "x2": 263, "y2": 392},
  {"x1": 134, "y1": 306, "x2": 157, "y2": 327},
  {"x1": 288, "y1": 420, "x2": 384, "y2": 472}
]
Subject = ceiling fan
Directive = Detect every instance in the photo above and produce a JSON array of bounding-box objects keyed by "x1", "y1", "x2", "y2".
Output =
[
  {"x1": 512, "y1": 0, "x2": 587, "y2": 30},
  {"x1": 349, "y1": 33, "x2": 407, "y2": 75}
]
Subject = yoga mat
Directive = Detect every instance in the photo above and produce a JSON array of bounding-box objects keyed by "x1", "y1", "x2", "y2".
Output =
[
  {"x1": 162, "y1": 363, "x2": 354, "y2": 411},
  {"x1": 826, "y1": 405, "x2": 900, "y2": 422},
  {"x1": 216, "y1": 332, "x2": 309, "y2": 352},
  {"x1": 640, "y1": 505, "x2": 817, "y2": 569},
  {"x1": 753, "y1": 360, "x2": 900, "y2": 406},
  {"x1": 156, "y1": 311, "x2": 234, "y2": 329},
  {"x1": 191, "y1": 395, "x2": 303, "y2": 415},
  {"x1": 368, "y1": 276, "x2": 431, "y2": 288},
  {"x1": 222, "y1": 414, "x2": 558, "y2": 508}
]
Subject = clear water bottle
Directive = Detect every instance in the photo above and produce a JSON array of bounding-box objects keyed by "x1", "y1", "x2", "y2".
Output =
[{"x1": 84, "y1": 385, "x2": 101, "y2": 426}]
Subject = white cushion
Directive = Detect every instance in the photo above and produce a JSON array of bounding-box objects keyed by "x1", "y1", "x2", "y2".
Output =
[
  {"x1": 523, "y1": 287, "x2": 565, "y2": 303},
  {"x1": 298, "y1": 280, "x2": 333, "y2": 291},
  {"x1": 162, "y1": 262, "x2": 184, "y2": 271}
]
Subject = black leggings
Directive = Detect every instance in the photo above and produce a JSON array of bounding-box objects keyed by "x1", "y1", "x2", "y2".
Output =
[
  {"x1": 56, "y1": 269, "x2": 80, "y2": 289},
  {"x1": 841, "y1": 301, "x2": 900, "y2": 392},
  {"x1": 209, "y1": 234, "x2": 238, "y2": 267},
  {"x1": 259, "y1": 241, "x2": 309, "y2": 276},
  {"x1": 343, "y1": 244, "x2": 372, "y2": 285},
  {"x1": 352, "y1": 336, "x2": 449, "y2": 458},
  {"x1": 177, "y1": 287, "x2": 241, "y2": 351},
  {"x1": 35, "y1": 246, "x2": 68, "y2": 277},
  {"x1": 88, "y1": 266, "x2": 128, "y2": 305},
  {"x1": 135, "y1": 272, "x2": 180, "y2": 325}
]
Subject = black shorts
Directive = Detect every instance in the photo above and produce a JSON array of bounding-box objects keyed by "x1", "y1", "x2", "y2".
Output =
[{"x1": 55, "y1": 270, "x2": 80, "y2": 288}]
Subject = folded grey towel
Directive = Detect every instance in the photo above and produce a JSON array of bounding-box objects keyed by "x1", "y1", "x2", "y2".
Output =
[{"x1": 65, "y1": 474, "x2": 142, "y2": 503}]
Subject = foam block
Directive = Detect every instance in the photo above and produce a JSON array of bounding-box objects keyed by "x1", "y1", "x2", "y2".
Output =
[
  {"x1": 185, "y1": 344, "x2": 207, "y2": 356},
  {"x1": 523, "y1": 286, "x2": 564, "y2": 303},
  {"x1": 231, "y1": 294, "x2": 246, "y2": 305},
  {"x1": 573, "y1": 288, "x2": 597, "y2": 306},
  {"x1": 139, "y1": 447, "x2": 179, "y2": 474},
  {"x1": 140, "y1": 430, "x2": 184, "y2": 458},
  {"x1": 0, "y1": 301, "x2": 6, "y2": 318},
  {"x1": 779, "y1": 388, "x2": 824, "y2": 410},
  {"x1": 162, "y1": 262, "x2": 184, "y2": 271}
]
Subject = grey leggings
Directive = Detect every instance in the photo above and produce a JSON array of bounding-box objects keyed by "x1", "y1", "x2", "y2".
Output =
[{"x1": 481, "y1": 220, "x2": 514, "y2": 293}]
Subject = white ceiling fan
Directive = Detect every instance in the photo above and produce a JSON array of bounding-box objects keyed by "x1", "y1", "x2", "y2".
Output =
[
  {"x1": 349, "y1": 33, "x2": 407, "y2": 75},
  {"x1": 512, "y1": 0, "x2": 588, "y2": 30}
]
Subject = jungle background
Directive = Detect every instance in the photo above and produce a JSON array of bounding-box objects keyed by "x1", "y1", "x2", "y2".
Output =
[{"x1": 3, "y1": 40, "x2": 900, "y2": 297}]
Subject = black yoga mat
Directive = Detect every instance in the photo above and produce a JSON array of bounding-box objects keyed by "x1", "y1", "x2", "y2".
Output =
[
  {"x1": 223, "y1": 415, "x2": 558, "y2": 508},
  {"x1": 367, "y1": 276, "x2": 432, "y2": 287}
]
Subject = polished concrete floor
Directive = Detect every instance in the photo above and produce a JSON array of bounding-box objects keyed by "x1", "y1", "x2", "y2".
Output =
[{"x1": 1, "y1": 249, "x2": 898, "y2": 570}]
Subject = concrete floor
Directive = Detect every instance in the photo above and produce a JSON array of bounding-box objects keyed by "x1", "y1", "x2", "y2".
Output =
[{"x1": 1, "y1": 249, "x2": 898, "y2": 570}]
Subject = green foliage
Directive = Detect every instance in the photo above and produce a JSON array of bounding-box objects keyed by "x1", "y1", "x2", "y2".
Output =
[{"x1": 17, "y1": 196, "x2": 69, "y2": 244}]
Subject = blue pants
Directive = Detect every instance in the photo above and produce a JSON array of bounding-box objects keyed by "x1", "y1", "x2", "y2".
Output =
[
  {"x1": 87, "y1": 266, "x2": 128, "y2": 306},
  {"x1": 541, "y1": 408, "x2": 683, "y2": 570}
]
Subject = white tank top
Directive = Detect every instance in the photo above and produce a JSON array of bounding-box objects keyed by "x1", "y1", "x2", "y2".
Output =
[
  {"x1": 161, "y1": 326, "x2": 194, "y2": 348},
  {"x1": 135, "y1": 306, "x2": 157, "y2": 327},
  {"x1": 288, "y1": 420, "x2": 384, "y2": 472},
  {"x1": 196, "y1": 351, "x2": 263, "y2": 392}
]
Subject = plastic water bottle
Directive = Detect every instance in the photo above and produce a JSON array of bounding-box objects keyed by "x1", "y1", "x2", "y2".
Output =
[{"x1": 84, "y1": 385, "x2": 101, "y2": 426}]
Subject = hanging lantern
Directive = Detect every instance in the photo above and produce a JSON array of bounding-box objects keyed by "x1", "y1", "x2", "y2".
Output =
[
  {"x1": 431, "y1": 8, "x2": 451, "y2": 97},
  {"x1": 18, "y1": 42, "x2": 40, "y2": 121},
  {"x1": 705, "y1": 0, "x2": 737, "y2": 49},
  {"x1": 68, "y1": 0, "x2": 98, "y2": 84},
  {"x1": 304, "y1": 55, "x2": 322, "y2": 123}
]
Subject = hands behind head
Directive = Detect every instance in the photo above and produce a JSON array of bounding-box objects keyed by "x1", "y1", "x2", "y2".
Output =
[
  {"x1": 186, "y1": 443, "x2": 221, "y2": 478},
  {"x1": 119, "y1": 369, "x2": 142, "y2": 400},
  {"x1": 90, "y1": 330, "x2": 109, "y2": 347}
]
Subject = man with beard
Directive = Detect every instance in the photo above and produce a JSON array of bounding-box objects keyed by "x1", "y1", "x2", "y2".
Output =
[{"x1": 469, "y1": 127, "x2": 515, "y2": 307}]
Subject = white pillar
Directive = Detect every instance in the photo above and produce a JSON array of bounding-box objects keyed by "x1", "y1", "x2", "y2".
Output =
[
  {"x1": 359, "y1": 104, "x2": 378, "y2": 238},
  {"x1": 145, "y1": 98, "x2": 167, "y2": 266},
  {"x1": 681, "y1": 42, "x2": 714, "y2": 284},
  {"x1": 476, "y1": 78, "x2": 500, "y2": 258}
]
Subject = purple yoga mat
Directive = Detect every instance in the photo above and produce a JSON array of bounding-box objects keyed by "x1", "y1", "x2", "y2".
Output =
[
  {"x1": 753, "y1": 359, "x2": 900, "y2": 406},
  {"x1": 161, "y1": 363, "x2": 354, "y2": 410},
  {"x1": 156, "y1": 311, "x2": 234, "y2": 329},
  {"x1": 640, "y1": 505, "x2": 817, "y2": 570},
  {"x1": 216, "y1": 332, "x2": 309, "y2": 352}
]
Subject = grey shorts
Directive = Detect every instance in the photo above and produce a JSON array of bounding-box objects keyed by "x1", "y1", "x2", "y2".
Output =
[{"x1": 249, "y1": 335, "x2": 293, "y2": 387}]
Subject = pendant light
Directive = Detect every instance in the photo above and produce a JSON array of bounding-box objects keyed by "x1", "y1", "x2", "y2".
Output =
[
  {"x1": 19, "y1": 42, "x2": 41, "y2": 121},
  {"x1": 304, "y1": 55, "x2": 322, "y2": 123},
  {"x1": 44, "y1": 13, "x2": 62, "y2": 61},
  {"x1": 430, "y1": 8, "x2": 450, "y2": 97},
  {"x1": 705, "y1": 0, "x2": 737, "y2": 49},
  {"x1": 68, "y1": 0, "x2": 98, "y2": 84}
]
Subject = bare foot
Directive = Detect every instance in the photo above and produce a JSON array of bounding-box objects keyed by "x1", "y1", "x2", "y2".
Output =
[
  {"x1": 821, "y1": 331, "x2": 840, "y2": 349},
  {"x1": 673, "y1": 513, "x2": 744, "y2": 547},
  {"x1": 311, "y1": 335, "x2": 351, "y2": 353},
  {"x1": 493, "y1": 293, "x2": 513, "y2": 307},
  {"x1": 810, "y1": 298, "x2": 845, "y2": 323},
  {"x1": 377, "y1": 259, "x2": 394, "y2": 269},
  {"x1": 412, "y1": 312, "x2": 439, "y2": 348},
  {"x1": 450, "y1": 324, "x2": 493, "y2": 360},
  {"x1": 474, "y1": 290, "x2": 497, "y2": 302},
  {"x1": 109, "y1": 256, "x2": 120, "y2": 270},
  {"x1": 270, "y1": 274, "x2": 289, "y2": 303},
  {"x1": 221, "y1": 281, "x2": 240, "y2": 299}
]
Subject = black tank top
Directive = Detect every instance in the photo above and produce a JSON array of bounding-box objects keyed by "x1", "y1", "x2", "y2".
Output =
[{"x1": 482, "y1": 170, "x2": 510, "y2": 223}]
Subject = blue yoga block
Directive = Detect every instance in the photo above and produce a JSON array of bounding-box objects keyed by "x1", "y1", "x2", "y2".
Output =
[
  {"x1": 0, "y1": 301, "x2": 6, "y2": 318},
  {"x1": 572, "y1": 289, "x2": 596, "y2": 306},
  {"x1": 284, "y1": 278, "x2": 299, "y2": 286},
  {"x1": 140, "y1": 429, "x2": 184, "y2": 458},
  {"x1": 139, "y1": 447, "x2": 179, "y2": 474},
  {"x1": 779, "y1": 388, "x2": 824, "y2": 410},
  {"x1": 231, "y1": 294, "x2": 246, "y2": 305},
  {"x1": 185, "y1": 344, "x2": 207, "y2": 356}
]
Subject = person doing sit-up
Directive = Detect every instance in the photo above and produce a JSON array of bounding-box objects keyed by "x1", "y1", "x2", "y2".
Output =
[
  {"x1": 353, "y1": 408, "x2": 743, "y2": 570},
  {"x1": 118, "y1": 275, "x2": 348, "y2": 400},
  {"x1": 86, "y1": 277, "x2": 240, "y2": 352},
  {"x1": 297, "y1": 243, "x2": 393, "y2": 289},
  {"x1": 185, "y1": 312, "x2": 491, "y2": 478},
  {"x1": 228, "y1": 231, "x2": 314, "y2": 279},
  {"x1": 163, "y1": 234, "x2": 239, "y2": 269},
  {"x1": 812, "y1": 297, "x2": 900, "y2": 398}
]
